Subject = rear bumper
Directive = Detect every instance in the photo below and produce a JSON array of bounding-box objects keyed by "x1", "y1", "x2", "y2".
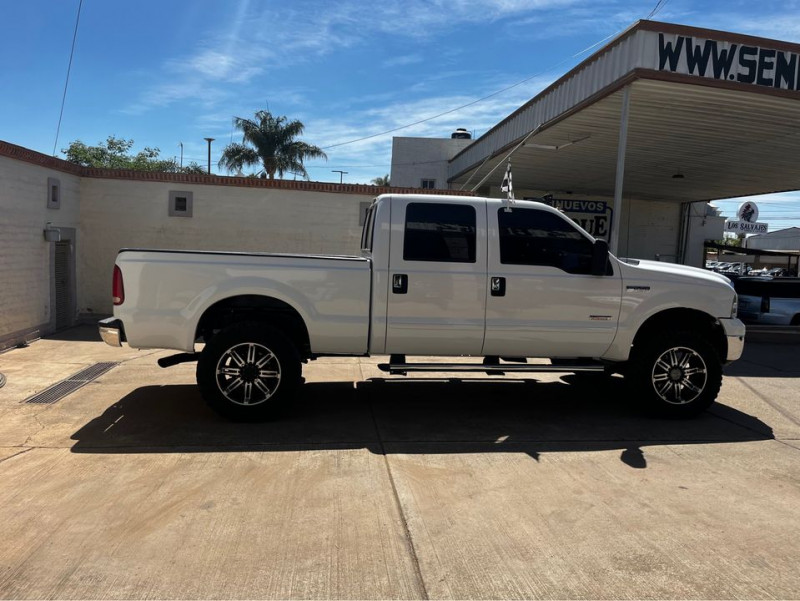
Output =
[
  {"x1": 719, "y1": 318, "x2": 746, "y2": 362},
  {"x1": 98, "y1": 318, "x2": 125, "y2": 347}
]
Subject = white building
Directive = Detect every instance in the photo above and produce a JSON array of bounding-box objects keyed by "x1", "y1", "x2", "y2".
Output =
[
  {"x1": 745, "y1": 227, "x2": 800, "y2": 251},
  {"x1": 391, "y1": 130, "x2": 474, "y2": 190}
]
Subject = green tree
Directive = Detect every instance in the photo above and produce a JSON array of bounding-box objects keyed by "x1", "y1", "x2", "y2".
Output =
[
  {"x1": 218, "y1": 110, "x2": 327, "y2": 180},
  {"x1": 371, "y1": 174, "x2": 390, "y2": 186},
  {"x1": 715, "y1": 234, "x2": 743, "y2": 247},
  {"x1": 181, "y1": 161, "x2": 207, "y2": 174},
  {"x1": 62, "y1": 136, "x2": 186, "y2": 172}
]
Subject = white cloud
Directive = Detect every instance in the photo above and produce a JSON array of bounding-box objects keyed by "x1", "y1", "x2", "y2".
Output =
[
  {"x1": 718, "y1": 15, "x2": 800, "y2": 41},
  {"x1": 299, "y1": 74, "x2": 553, "y2": 183},
  {"x1": 382, "y1": 54, "x2": 425, "y2": 68},
  {"x1": 124, "y1": 0, "x2": 588, "y2": 114}
]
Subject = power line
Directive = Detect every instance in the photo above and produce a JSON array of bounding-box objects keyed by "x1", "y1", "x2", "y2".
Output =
[
  {"x1": 319, "y1": 26, "x2": 627, "y2": 152},
  {"x1": 646, "y1": 0, "x2": 671, "y2": 20},
  {"x1": 52, "y1": 0, "x2": 83, "y2": 156}
]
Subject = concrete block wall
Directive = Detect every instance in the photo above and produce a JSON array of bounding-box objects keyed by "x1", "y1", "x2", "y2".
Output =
[
  {"x1": 78, "y1": 179, "x2": 370, "y2": 316},
  {"x1": 0, "y1": 155, "x2": 81, "y2": 347}
]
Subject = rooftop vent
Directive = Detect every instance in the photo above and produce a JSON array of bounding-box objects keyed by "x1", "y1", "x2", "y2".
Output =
[{"x1": 451, "y1": 128, "x2": 472, "y2": 140}]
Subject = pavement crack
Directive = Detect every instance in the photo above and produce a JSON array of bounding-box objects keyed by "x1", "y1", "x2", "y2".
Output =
[
  {"x1": 20, "y1": 411, "x2": 47, "y2": 448},
  {"x1": 734, "y1": 377, "x2": 800, "y2": 428},
  {"x1": 0, "y1": 448, "x2": 33, "y2": 465},
  {"x1": 118, "y1": 350, "x2": 161, "y2": 365},
  {"x1": 367, "y1": 395, "x2": 430, "y2": 600}
]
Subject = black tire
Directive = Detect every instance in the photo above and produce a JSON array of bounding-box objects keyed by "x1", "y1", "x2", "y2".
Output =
[
  {"x1": 630, "y1": 330, "x2": 722, "y2": 418},
  {"x1": 196, "y1": 322, "x2": 301, "y2": 421}
]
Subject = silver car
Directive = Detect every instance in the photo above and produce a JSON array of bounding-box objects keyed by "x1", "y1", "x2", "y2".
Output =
[{"x1": 735, "y1": 277, "x2": 800, "y2": 326}]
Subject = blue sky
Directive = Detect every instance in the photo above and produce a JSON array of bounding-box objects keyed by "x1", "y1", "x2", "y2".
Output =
[{"x1": 2, "y1": 0, "x2": 800, "y2": 231}]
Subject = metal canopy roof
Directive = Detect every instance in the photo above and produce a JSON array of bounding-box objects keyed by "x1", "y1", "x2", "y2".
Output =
[{"x1": 449, "y1": 21, "x2": 800, "y2": 203}]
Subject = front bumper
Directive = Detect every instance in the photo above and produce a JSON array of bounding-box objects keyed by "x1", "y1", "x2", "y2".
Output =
[
  {"x1": 98, "y1": 317, "x2": 125, "y2": 347},
  {"x1": 719, "y1": 317, "x2": 746, "y2": 362}
]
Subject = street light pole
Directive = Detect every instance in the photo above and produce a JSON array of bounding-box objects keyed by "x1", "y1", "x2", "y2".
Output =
[
  {"x1": 204, "y1": 137, "x2": 215, "y2": 174},
  {"x1": 332, "y1": 170, "x2": 348, "y2": 184},
  {"x1": 179, "y1": 142, "x2": 184, "y2": 168}
]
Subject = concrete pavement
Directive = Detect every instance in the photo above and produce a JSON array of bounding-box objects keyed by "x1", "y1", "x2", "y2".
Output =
[{"x1": 0, "y1": 326, "x2": 798, "y2": 599}]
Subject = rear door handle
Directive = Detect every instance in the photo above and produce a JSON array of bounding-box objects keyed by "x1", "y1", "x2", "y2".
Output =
[
  {"x1": 490, "y1": 276, "x2": 506, "y2": 297},
  {"x1": 392, "y1": 273, "x2": 408, "y2": 294}
]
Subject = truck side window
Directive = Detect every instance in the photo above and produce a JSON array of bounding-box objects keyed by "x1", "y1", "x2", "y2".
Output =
[
  {"x1": 404, "y1": 203, "x2": 476, "y2": 263},
  {"x1": 498, "y1": 207, "x2": 593, "y2": 274}
]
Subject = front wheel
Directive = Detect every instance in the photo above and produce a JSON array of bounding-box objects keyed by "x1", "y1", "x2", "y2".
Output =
[
  {"x1": 630, "y1": 331, "x2": 722, "y2": 418},
  {"x1": 196, "y1": 322, "x2": 301, "y2": 421}
]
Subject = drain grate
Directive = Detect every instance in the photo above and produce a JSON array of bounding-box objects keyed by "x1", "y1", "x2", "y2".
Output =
[
  {"x1": 68, "y1": 362, "x2": 119, "y2": 382},
  {"x1": 23, "y1": 362, "x2": 119, "y2": 405}
]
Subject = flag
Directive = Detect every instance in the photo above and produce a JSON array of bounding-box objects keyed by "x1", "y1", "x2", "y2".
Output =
[{"x1": 500, "y1": 160, "x2": 514, "y2": 202}]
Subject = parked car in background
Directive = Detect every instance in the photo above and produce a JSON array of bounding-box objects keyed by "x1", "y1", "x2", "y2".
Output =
[{"x1": 734, "y1": 277, "x2": 800, "y2": 325}]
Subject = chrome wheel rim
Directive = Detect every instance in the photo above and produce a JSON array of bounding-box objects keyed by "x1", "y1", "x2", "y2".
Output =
[
  {"x1": 215, "y1": 342, "x2": 281, "y2": 406},
  {"x1": 651, "y1": 346, "x2": 707, "y2": 405}
]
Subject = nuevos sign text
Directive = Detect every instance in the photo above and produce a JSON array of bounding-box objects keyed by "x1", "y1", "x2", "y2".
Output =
[{"x1": 539, "y1": 198, "x2": 611, "y2": 238}]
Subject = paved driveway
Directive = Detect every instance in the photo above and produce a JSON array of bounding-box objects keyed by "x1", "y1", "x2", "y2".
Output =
[{"x1": 0, "y1": 327, "x2": 798, "y2": 599}]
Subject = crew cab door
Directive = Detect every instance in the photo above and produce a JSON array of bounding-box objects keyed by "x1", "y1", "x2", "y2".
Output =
[
  {"x1": 385, "y1": 198, "x2": 487, "y2": 355},
  {"x1": 483, "y1": 205, "x2": 622, "y2": 358}
]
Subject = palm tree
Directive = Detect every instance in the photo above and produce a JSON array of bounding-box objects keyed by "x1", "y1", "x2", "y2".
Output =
[
  {"x1": 218, "y1": 110, "x2": 327, "y2": 180},
  {"x1": 371, "y1": 174, "x2": 390, "y2": 186}
]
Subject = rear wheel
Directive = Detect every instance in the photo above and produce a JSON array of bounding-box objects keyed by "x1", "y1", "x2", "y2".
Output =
[
  {"x1": 197, "y1": 322, "x2": 301, "y2": 421},
  {"x1": 630, "y1": 331, "x2": 722, "y2": 418}
]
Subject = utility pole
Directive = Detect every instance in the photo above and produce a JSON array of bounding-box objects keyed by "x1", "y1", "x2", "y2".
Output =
[
  {"x1": 204, "y1": 137, "x2": 215, "y2": 174},
  {"x1": 332, "y1": 170, "x2": 348, "y2": 184}
]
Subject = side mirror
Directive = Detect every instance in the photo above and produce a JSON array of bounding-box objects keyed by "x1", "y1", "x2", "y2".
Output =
[{"x1": 591, "y1": 239, "x2": 609, "y2": 276}]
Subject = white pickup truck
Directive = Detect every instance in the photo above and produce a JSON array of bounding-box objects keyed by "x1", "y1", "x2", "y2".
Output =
[{"x1": 99, "y1": 194, "x2": 745, "y2": 420}]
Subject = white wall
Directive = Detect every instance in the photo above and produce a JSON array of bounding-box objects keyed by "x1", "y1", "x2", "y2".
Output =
[
  {"x1": 0, "y1": 156, "x2": 81, "y2": 346},
  {"x1": 618, "y1": 197, "x2": 682, "y2": 261},
  {"x1": 78, "y1": 178, "x2": 370, "y2": 316},
  {"x1": 391, "y1": 137, "x2": 474, "y2": 189},
  {"x1": 684, "y1": 203, "x2": 725, "y2": 267}
]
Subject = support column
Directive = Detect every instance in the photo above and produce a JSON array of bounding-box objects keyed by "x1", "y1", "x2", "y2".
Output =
[{"x1": 609, "y1": 86, "x2": 630, "y2": 255}]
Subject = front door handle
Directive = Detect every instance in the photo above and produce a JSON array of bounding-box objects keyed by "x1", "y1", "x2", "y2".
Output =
[
  {"x1": 392, "y1": 273, "x2": 408, "y2": 294},
  {"x1": 490, "y1": 276, "x2": 506, "y2": 297}
]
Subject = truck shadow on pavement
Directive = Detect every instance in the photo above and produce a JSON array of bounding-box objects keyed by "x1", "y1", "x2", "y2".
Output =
[{"x1": 70, "y1": 376, "x2": 773, "y2": 469}]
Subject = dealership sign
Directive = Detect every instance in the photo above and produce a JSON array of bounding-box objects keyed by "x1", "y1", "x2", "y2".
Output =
[
  {"x1": 535, "y1": 198, "x2": 612, "y2": 238},
  {"x1": 657, "y1": 33, "x2": 800, "y2": 91},
  {"x1": 725, "y1": 201, "x2": 768, "y2": 234}
]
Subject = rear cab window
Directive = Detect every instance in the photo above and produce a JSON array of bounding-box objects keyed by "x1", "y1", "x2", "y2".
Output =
[{"x1": 403, "y1": 202, "x2": 476, "y2": 263}]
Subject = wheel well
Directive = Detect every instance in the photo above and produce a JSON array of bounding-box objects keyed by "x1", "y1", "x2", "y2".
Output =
[
  {"x1": 195, "y1": 295, "x2": 311, "y2": 358},
  {"x1": 632, "y1": 308, "x2": 726, "y2": 360}
]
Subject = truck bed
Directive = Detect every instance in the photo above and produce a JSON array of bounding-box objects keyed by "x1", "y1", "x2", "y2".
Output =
[{"x1": 114, "y1": 249, "x2": 372, "y2": 353}]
